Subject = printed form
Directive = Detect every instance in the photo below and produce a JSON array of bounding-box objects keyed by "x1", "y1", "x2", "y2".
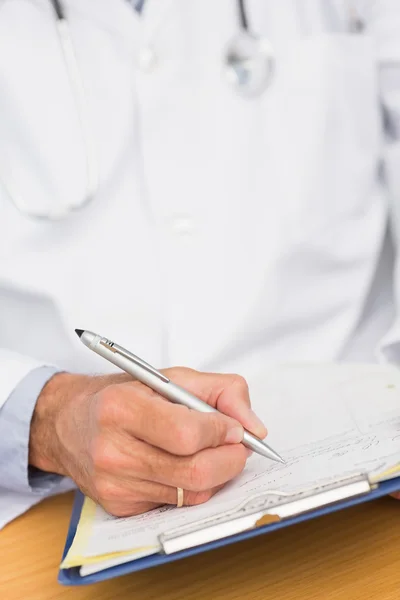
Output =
[{"x1": 62, "y1": 363, "x2": 400, "y2": 573}]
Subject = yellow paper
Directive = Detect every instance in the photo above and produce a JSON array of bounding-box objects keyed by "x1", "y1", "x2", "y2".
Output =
[
  {"x1": 61, "y1": 497, "x2": 154, "y2": 568},
  {"x1": 370, "y1": 463, "x2": 400, "y2": 484}
]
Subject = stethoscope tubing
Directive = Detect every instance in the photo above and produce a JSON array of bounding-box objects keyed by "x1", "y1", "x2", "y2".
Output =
[{"x1": 4, "y1": 0, "x2": 264, "y2": 221}]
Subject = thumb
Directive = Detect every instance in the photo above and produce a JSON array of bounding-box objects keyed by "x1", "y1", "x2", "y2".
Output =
[{"x1": 216, "y1": 377, "x2": 268, "y2": 440}]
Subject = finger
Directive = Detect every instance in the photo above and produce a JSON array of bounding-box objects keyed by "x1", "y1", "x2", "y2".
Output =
[
  {"x1": 133, "y1": 481, "x2": 225, "y2": 506},
  {"x1": 163, "y1": 369, "x2": 267, "y2": 439},
  {"x1": 217, "y1": 380, "x2": 267, "y2": 439},
  {"x1": 103, "y1": 477, "x2": 225, "y2": 510},
  {"x1": 101, "y1": 500, "x2": 161, "y2": 518},
  {"x1": 390, "y1": 492, "x2": 400, "y2": 500},
  {"x1": 164, "y1": 444, "x2": 250, "y2": 491},
  {"x1": 117, "y1": 385, "x2": 245, "y2": 455},
  {"x1": 117, "y1": 438, "x2": 249, "y2": 491}
]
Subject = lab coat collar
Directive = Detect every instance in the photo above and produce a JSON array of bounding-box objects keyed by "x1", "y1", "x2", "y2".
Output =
[{"x1": 64, "y1": 0, "x2": 175, "y2": 48}]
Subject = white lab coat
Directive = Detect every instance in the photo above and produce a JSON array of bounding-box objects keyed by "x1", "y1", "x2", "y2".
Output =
[{"x1": 0, "y1": 0, "x2": 400, "y2": 526}]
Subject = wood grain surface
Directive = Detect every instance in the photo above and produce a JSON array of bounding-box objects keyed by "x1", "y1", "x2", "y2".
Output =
[{"x1": 1, "y1": 492, "x2": 400, "y2": 600}]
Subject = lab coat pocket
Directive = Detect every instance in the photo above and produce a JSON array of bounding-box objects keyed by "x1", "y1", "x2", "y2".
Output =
[
  {"x1": 0, "y1": 1, "x2": 86, "y2": 218},
  {"x1": 275, "y1": 32, "x2": 382, "y2": 232}
]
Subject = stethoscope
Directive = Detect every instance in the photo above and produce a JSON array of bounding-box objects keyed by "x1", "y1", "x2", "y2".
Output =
[
  {"x1": 225, "y1": 0, "x2": 274, "y2": 97},
  {"x1": 1, "y1": 0, "x2": 274, "y2": 221}
]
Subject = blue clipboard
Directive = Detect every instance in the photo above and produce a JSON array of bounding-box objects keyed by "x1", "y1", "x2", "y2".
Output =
[{"x1": 58, "y1": 474, "x2": 400, "y2": 585}]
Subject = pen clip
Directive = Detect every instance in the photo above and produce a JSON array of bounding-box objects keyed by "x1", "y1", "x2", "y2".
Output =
[
  {"x1": 117, "y1": 347, "x2": 170, "y2": 382},
  {"x1": 100, "y1": 338, "x2": 170, "y2": 383}
]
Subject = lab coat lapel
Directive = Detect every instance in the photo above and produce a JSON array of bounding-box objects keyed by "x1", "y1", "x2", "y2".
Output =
[
  {"x1": 140, "y1": 0, "x2": 176, "y2": 45},
  {"x1": 66, "y1": 0, "x2": 141, "y2": 51}
]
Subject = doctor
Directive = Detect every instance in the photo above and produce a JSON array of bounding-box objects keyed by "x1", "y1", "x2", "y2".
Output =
[{"x1": 1, "y1": 0, "x2": 400, "y2": 529}]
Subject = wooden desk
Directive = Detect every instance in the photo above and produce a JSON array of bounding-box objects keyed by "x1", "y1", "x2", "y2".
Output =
[{"x1": 1, "y1": 492, "x2": 400, "y2": 600}]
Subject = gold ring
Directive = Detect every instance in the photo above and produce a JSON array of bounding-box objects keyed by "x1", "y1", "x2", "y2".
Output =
[{"x1": 177, "y1": 487, "x2": 184, "y2": 508}]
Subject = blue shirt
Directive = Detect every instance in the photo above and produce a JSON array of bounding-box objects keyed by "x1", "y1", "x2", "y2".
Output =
[{"x1": 0, "y1": 367, "x2": 63, "y2": 496}]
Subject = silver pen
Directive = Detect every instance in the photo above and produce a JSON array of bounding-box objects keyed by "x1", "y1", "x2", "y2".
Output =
[{"x1": 75, "y1": 329, "x2": 285, "y2": 463}]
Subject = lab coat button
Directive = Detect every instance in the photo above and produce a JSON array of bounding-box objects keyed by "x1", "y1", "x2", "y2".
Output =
[
  {"x1": 138, "y1": 46, "x2": 157, "y2": 72},
  {"x1": 171, "y1": 216, "x2": 195, "y2": 236}
]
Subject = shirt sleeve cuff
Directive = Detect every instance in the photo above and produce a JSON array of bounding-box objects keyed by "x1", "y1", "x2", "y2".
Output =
[{"x1": 0, "y1": 366, "x2": 66, "y2": 495}]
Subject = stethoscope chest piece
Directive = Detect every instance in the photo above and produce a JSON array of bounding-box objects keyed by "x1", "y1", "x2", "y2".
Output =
[{"x1": 223, "y1": 31, "x2": 274, "y2": 98}]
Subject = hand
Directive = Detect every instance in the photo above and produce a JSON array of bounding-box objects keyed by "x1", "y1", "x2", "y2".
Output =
[{"x1": 29, "y1": 368, "x2": 267, "y2": 516}]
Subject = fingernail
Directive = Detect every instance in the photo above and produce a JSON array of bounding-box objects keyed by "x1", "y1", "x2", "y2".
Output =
[
  {"x1": 246, "y1": 449, "x2": 253, "y2": 459},
  {"x1": 224, "y1": 425, "x2": 244, "y2": 444},
  {"x1": 248, "y1": 410, "x2": 268, "y2": 438}
]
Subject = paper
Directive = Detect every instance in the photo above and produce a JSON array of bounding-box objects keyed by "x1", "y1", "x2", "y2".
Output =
[{"x1": 62, "y1": 363, "x2": 400, "y2": 571}]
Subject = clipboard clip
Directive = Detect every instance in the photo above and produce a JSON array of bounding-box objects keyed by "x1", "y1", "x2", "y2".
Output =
[{"x1": 159, "y1": 473, "x2": 373, "y2": 554}]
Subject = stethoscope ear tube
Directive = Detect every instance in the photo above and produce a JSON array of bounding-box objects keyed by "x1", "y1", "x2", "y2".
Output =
[
  {"x1": 237, "y1": 0, "x2": 248, "y2": 30},
  {"x1": 50, "y1": 0, "x2": 65, "y2": 21}
]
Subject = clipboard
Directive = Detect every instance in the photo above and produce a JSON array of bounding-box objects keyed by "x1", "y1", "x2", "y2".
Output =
[{"x1": 58, "y1": 472, "x2": 400, "y2": 585}]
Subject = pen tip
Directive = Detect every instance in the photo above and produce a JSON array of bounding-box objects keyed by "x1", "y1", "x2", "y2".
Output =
[
  {"x1": 271, "y1": 451, "x2": 286, "y2": 465},
  {"x1": 75, "y1": 329, "x2": 84, "y2": 338}
]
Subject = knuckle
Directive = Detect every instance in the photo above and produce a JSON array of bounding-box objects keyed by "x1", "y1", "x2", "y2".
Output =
[
  {"x1": 166, "y1": 366, "x2": 194, "y2": 379},
  {"x1": 101, "y1": 504, "x2": 125, "y2": 517},
  {"x1": 104, "y1": 502, "x2": 156, "y2": 518},
  {"x1": 185, "y1": 490, "x2": 213, "y2": 506},
  {"x1": 121, "y1": 452, "x2": 142, "y2": 476},
  {"x1": 94, "y1": 478, "x2": 121, "y2": 504},
  {"x1": 140, "y1": 452, "x2": 162, "y2": 480},
  {"x1": 186, "y1": 456, "x2": 212, "y2": 491},
  {"x1": 100, "y1": 384, "x2": 119, "y2": 403},
  {"x1": 229, "y1": 374, "x2": 249, "y2": 392},
  {"x1": 91, "y1": 438, "x2": 117, "y2": 473},
  {"x1": 97, "y1": 386, "x2": 120, "y2": 424},
  {"x1": 101, "y1": 501, "x2": 132, "y2": 518},
  {"x1": 208, "y1": 415, "x2": 228, "y2": 446},
  {"x1": 173, "y1": 421, "x2": 201, "y2": 455},
  {"x1": 172, "y1": 411, "x2": 227, "y2": 455}
]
